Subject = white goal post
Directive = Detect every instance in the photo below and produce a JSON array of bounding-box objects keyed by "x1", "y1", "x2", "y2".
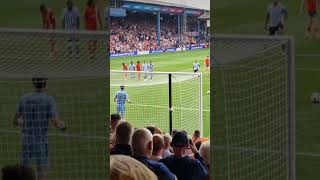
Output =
[
  {"x1": 110, "y1": 70, "x2": 203, "y2": 136},
  {"x1": 212, "y1": 34, "x2": 295, "y2": 180}
]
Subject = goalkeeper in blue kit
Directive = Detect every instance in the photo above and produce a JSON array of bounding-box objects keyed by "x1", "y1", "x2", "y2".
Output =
[
  {"x1": 13, "y1": 73, "x2": 66, "y2": 180},
  {"x1": 114, "y1": 85, "x2": 131, "y2": 120}
]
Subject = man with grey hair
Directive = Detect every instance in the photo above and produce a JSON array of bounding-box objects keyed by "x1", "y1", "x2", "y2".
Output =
[
  {"x1": 199, "y1": 141, "x2": 210, "y2": 180},
  {"x1": 131, "y1": 128, "x2": 176, "y2": 180}
]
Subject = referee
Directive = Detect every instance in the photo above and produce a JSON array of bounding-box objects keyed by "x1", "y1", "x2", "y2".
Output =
[{"x1": 265, "y1": 0, "x2": 288, "y2": 35}]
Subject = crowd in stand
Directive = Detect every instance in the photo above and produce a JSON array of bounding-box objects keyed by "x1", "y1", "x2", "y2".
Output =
[
  {"x1": 111, "y1": 14, "x2": 209, "y2": 54},
  {"x1": 109, "y1": 113, "x2": 210, "y2": 180}
]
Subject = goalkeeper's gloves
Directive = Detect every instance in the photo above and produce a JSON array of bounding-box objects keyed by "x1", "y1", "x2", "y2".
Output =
[{"x1": 57, "y1": 122, "x2": 67, "y2": 131}]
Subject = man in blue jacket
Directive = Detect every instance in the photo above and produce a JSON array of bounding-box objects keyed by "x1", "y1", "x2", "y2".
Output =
[{"x1": 160, "y1": 131, "x2": 208, "y2": 180}]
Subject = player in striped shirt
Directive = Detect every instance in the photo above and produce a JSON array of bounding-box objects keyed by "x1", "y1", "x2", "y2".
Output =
[
  {"x1": 265, "y1": 0, "x2": 288, "y2": 35},
  {"x1": 301, "y1": 0, "x2": 320, "y2": 39},
  {"x1": 114, "y1": 85, "x2": 131, "y2": 120},
  {"x1": 143, "y1": 60, "x2": 149, "y2": 81},
  {"x1": 148, "y1": 61, "x2": 155, "y2": 80},
  {"x1": 84, "y1": 0, "x2": 102, "y2": 58},
  {"x1": 40, "y1": 4, "x2": 57, "y2": 58},
  {"x1": 129, "y1": 61, "x2": 136, "y2": 79},
  {"x1": 62, "y1": 0, "x2": 80, "y2": 55},
  {"x1": 14, "y1": 74, "x2": 66, "y2": 180}
]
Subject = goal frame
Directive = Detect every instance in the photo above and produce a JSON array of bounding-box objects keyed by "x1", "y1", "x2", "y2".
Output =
[
  {"x1": 211, "y1": 34, "x2": 296, "y2": 180},
  {"x1": 110, "y1": 70, "x2": 204, "y2": 136}
]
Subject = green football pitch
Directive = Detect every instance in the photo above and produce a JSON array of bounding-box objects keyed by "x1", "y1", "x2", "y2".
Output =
[
  {"x1": 214, "y1": 0, "x2": 320, "y2": 179},
  {"x1": 110, "y1": 49, "x2": 211, "y2": 137}
]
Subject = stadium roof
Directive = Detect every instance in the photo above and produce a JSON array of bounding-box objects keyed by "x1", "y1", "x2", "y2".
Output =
[{"x1": 126, "y1": 0, "x2": 210, "y2": 11}]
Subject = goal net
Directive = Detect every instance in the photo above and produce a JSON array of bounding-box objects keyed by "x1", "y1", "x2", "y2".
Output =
[
  {"x1": 212, "y1": 34, "x2": 295, "y2": 180},
  {"x1": 110, "y1": 70, "x2": 203, "y2": 136},
  {"x1": 0, "y1": 28, "x2": 108, "y2": 180}
]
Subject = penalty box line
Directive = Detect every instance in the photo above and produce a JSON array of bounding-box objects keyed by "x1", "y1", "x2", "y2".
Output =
[
  {"x1": 115, "y1": 103, "x2": 211, "y2": 112},
  {"x1": 0, "y1": 129, "x2": 107, "y2": 140}
]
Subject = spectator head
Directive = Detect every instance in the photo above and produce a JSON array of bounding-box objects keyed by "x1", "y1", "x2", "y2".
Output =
[
  {"x1": 122, "y1": 62, "x2": 125, "y2": 66},
  {"x1": 171, "y1": 131, "x2": 189, "y2": 157},
  {"x1": 110, "y1": 155, "x2": 157, "y2": 180},
  {"x1": 110, "y1": 133, "x2": 116, "y2": 149},
  {"x1": 131, "y1": 128, "x2": 153, "y2": 157},
  {"x1": 137, "y1": 61, "x2": 140, "y2": 64},
  {"x1": 146, "y1": 125, "x2": 156, "y2": 135},
  {"x1": 115, "y1": 121, "x2": 133, "y2": 145},
  {"x1": 199, "y1": 141, "x2": 210, "y2": 166},
  {"x1": 120, "y1": 85, "x2": 125, "y2": 90},
  {"x1": 1, "y1": 165, "x2": 35, "y2": 180},
  {"x1": 155, "y1": 127, "x2": 163, "y2": 135},
  {"x1": 192, "y1": 130, "x2": 201, "y2": 141},
  {"x1": 32, "y1": 73, "x2": 47, "y2": 90},
  {"x1": 152, "y1": 134, "x2": 165, "y2": 156},
  {"x1": 163, "y1": 133, "x2": 172, "y2": 149},
  {"x1": 110, "y1": 113, "x2": 121, "y2": 132}
]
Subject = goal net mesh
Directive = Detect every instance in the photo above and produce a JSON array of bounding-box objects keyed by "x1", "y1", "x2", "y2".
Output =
[
  {"x1": 212, "y1": 35, "x2": 295, "y2": 180},
  {"x1": 110, "y1": 70, "x2": 202, "y2": 136},
  {"x1": 0, "y1": 28, "x2": 108, "y2": 180}
]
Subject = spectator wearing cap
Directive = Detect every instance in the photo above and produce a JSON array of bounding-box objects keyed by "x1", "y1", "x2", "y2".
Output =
[
  {"x1": 162, "y1": 134, "x2": 173, "y2": 158},
  {"x1": 110, "y1": 155, "x2": 158, "y2": 180},
  {"x1": 131, "y1": 128, "x2": 176, "y2": 180},
  {"x1": 150, "y1": 134, "x2": 165, "y2": 161},
  {"x1": 160, "y1": 131, "x2": 208, "y2": 180},
  {"x1": 110, "y1": 121, "x2": 133, "y2": 156},
  {"x1": 199, "y1": 141, "x2": 210, "y2": 180}
]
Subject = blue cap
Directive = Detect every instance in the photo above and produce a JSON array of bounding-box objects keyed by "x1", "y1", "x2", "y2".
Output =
[{"x1": 171, "y1": 131, "x2": 189, "y2": 147}]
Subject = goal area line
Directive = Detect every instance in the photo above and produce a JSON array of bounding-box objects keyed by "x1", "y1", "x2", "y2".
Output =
[{"x1": 116, "y1": 103, "x2": 210, "y2": 112}]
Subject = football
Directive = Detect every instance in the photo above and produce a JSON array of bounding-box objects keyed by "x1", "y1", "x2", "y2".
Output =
[
  {"x1": 207, "y1": 91, "x2": 210, "y2": 95},
  {"x1": 310, "y1": 92, "x2": 320, "y2": 103}
]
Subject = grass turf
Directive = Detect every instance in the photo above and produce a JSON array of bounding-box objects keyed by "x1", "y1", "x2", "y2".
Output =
[{"x1": 214, "y1": 0, "x2": 320, "y2": 179}]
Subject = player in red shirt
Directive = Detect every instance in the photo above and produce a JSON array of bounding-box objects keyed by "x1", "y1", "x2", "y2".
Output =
[
  {"x1": 136, "y1": 61, "x2": 142, "y2": 80},
  {"x1": 122, "y1": 63, "x2": 128, "y2": 80},
  {"x1": 40, "y1": 4, "x2": 57, "y2": 58},
  {"x1": 301, "y1": 0, "x2": 320, "y2": 39},
  {"x1": 84, "y1": 0, "x2": 102, "y2": 58},
  {"x1": 204, "y1": 56, "x2": 210, "y2": 74}
]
